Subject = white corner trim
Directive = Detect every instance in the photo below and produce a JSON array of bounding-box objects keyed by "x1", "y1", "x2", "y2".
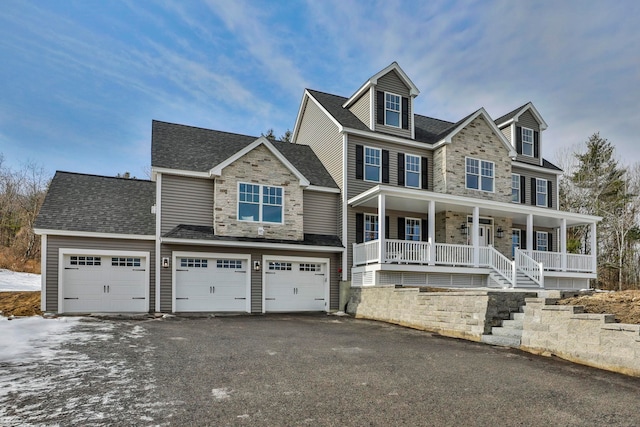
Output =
[
  {"x1": 306, "y1": 185, "x2": 341, "y2": 193},
  {"x1": 155, "y1": 173, "x2": 162, "y2": 312},
  {"x1": 151, "y1": 167, "x2": 210, "y2": 179},
  {"x1": 40, "y1": 234, "x2": 47, "y2": 311},
  {"x1": 291, "y1": 89, "x2": 309, "y2": 142},
  {"x1": 342, "y1": 133, "x2": 348, "y2": 282},
  {"x1": 512, "y1": 161, "x2": 563, "y2": 176},
  {"x1": 209, "y1": 136, "x2": 310, "y2": 187},
  {"x1": 369, "y1": 86, "x2": 375, "y2": 130}
]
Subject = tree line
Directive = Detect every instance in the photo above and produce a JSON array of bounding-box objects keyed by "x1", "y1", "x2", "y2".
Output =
[
  {"x1": 559, "y1": 133, "x2": 640, "y2": 290},
  {"x1": 0, "y1": 155, "x2": 49, "y2": 273}
]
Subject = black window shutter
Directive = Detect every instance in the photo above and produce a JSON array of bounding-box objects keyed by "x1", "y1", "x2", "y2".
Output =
[
  {"x1": 531, "y1": 178, "x2": 536, "y2": 205},
  {"x1": 355, "y1": 145, "x2": 363, "y2": 180},
  {"x1": 521, "y1": 230, "x2": 527, "y2": 250},
  {"x1": 548, "y1": 232, "x2": 553, "y2": 252},
  {"x1": 421, "y1": 157, "x2": 428, "y2": 189},
  {"x1": 534, "y1": 131, "x2": 540, "y2": 158},
  {"x1": 421, "y1": 219, "x2": 428, "y2": 242},
  {"x1": 547, "y1": 180, "x2": 553, "y2": 208},
  {"x1": 401, "y1": 97, "x2": 409, "y2": 130},
  {"x1": 382, "y1": 150, "x2": 390, "y2": 183},
  {"x1": 520, "y1": 175, "x2": 526, "y2": 203},
  {"x1": 533, "y1": 232, "x2": 537, "y2": 250},
  {"x1": 385, "y1": 216, "x2": 390, "y2": 239},
  {"x1": 516, "y1": 126, "x2": 523, "y2": 154},
  {"x1": 355, "y1": 213, "x2": 364, "y2": 244},
  {"x1": 398, "y1": 153, "x2": 405, "y2": 186},
  {"x1": 376, "y1": 91, "x2": 384, "y2": 125},
  {"x1": 398, "y1": 217, "x2": 405, "y2": 240}
]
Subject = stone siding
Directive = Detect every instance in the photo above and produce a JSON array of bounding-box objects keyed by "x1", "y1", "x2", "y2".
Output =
[
  {"x1": 521, "y1": 298, "x2": 640, "y2": 377},
  {"x1": 214, "y1": 144, "x2": 304, "y2": 240},
  {"x1": 347, "y1": 286, "x2": 532, "y2": 341}
]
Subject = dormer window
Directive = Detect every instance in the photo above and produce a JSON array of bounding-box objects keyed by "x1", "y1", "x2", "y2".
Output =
[
  {"x1": 385, "y1": 93, "x2": 401, "y2": 127},
  {"x1": 521, "y1": 127, "x2": 534, "y2": 157}
]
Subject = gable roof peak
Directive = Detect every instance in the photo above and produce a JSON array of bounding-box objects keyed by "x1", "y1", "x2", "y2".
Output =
[
  {"x1": 343, "y1": 62, "x2": 420, "y2": 108},
  {"x1": 495, "y1": 102, "x2": 548, "y2": 130}
]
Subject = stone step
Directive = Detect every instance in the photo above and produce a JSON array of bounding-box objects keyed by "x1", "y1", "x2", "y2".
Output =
[
  {"x1": 511, "y1": 312, "x2": 525, "y2": 321},
  {"x1": 491, "y1": 327, "x2": 523, "y2": 338},
  {"x1": 502, "y1": 319, "x2": 523, "y2": 329},
  {"x1": 481, "y1": 334, "x2": 521, "y2": 348}
]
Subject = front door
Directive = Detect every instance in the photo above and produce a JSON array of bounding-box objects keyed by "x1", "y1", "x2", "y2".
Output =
[{"x1": 478, "y1": 224, "x2": 493, "y2": 246}]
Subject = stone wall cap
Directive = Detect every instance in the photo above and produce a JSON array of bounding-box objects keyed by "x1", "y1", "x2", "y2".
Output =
[
  {"x1": 570, "y1": 313, "x2": 615, "y2": 323},
  {"x1": 601, "y1": 324, "x2": 640, "y2": 333}
]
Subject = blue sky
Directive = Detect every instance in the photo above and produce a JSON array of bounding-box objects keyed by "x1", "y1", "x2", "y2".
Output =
[{"x1": 1, "y1": 0, "x2": 638, "y2": 180}]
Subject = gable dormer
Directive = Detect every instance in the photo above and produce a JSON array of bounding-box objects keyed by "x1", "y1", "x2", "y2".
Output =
[
  {"x1": 343, "y1": 62, "x2": 419, "y2": 139},
  {"x1": 495, "y1": 102, "x2": 548, "y2": 167}
]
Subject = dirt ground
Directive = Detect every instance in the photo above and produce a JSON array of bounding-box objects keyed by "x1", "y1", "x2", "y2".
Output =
[
  {"x1": 557, "y1": 290, "x2": 640, "y2": 324},
  {"x1": 0, "y1": 291, "x2": 42, "y2": 316}
]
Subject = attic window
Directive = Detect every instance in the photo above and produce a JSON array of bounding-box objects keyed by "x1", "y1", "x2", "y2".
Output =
[
  {"x1": 238, "y1": 183, "x2": 283, "y2": 223},
  {"x1": 522, "y1": 128, "x2": 534, "y2": 156},
  {"x1": 385, "y1": 93, "x2": 401, "y2": 127}
]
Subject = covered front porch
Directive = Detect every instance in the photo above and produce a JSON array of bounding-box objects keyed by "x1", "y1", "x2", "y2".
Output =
[{"x1": 349, "y1": 185, "x2": 601, "y2": 289}]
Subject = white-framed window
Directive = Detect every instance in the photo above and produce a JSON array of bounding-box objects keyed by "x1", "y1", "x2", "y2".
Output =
[
  {"x1": 465, "y1": 157, "x2": 494, "y2": 192},
  {"x1": 300, "y1": 263, "x2": 321, "y2": 272},
  {"x1": 364, "y1": 214, "x2": 379, "y2": 242},
  {"x1": 512, "y1": 229, "x2": 521, "y2": 257},
  {"x1": 536, "y1": 178, "x2": 547, "y2": 207},
  {"x1": 405, "y1": 218, "x2": 421, "y2": 241},
  {"x1": 112, "y1": 257, "x2": 141, "y2": 267},
  {"x1": 405, "y1": 154, "x2": 421, "y2": 188},
  {"x1": 70, "y1": 256, "x2": 101, "y2": 266},
  {"x1": 238, "y1": 183, "x2": 283, "y2": 223},
  {"x1": 512, "y1": 173, "x2": 520, "y2": 203},
  {"x1": 181, "y1": 258, "x2": 208, "y2": 268},
  {"x1": 385, "y1": 92, "x2": 401, "y2": 127},
  {"x1": 364, "y1": 146, "x2": 381, "y2": 182},
  {"x1": 269, "y1": 262, "x2": 292, "y2": 271},
  {"x1": 522, "y1": 127, "x2": 534, "y2": 157},
  {"x1": 536, "y1": 231, "x2": 548, "y2": 251},
  {"x1": 216, "y1": 259, "x2": 242, "y2": 269}
]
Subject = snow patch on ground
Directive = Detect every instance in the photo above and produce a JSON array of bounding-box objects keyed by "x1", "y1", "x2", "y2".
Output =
[
  {"x1": 0, "y1": 319, "x2": 179, "y2": 425},
  {"x1": 0, "y1": 269, "x2": 41, "y2": 292},
  {"x1": 212, "y1": 388, "x2": 231, "y2": 400}
]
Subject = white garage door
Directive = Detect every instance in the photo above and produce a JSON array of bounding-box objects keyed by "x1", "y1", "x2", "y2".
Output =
[
  {"x1": 264, "y1": 260, "x2": 328, "y2": 312},
  {"x1": 174, "y1": 256, "x2": 249, "y2": 312},
  {"x1": 62, "y1": 254, "x2": 148, "y2": 313}
]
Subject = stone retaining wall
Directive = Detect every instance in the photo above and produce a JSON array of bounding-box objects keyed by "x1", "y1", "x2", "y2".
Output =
[
  {"x1": 347, "y1": 286, "x2": 533, "y2": 341},
  {"x1": 520, "y1": 298, "x2": 640, "y2": 377}
]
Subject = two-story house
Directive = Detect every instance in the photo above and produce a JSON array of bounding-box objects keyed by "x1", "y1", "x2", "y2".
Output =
[
  {"x1": 292, "y1": 62, "x2": 600, "y2": 290},
  {"x1": 35, "y1": 62, "x2": 600, "y2": 314},
  {"x1": 35, "y1": 124, "x2": 343, "y2": 314}
]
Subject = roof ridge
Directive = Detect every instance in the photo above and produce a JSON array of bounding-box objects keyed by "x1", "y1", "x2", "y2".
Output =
[
  {"x1": 306, "y1": 88, "x2": 348, "y2": 100},
  {"x1": 153, "y1": 120, "x2": 259, "y2": 140},
  {"x1": 55, "y1": 170, "x2": 153, "y2": 183},
  {"x1": 413, "y1": 113, "x2": 454, "y2": 125}
]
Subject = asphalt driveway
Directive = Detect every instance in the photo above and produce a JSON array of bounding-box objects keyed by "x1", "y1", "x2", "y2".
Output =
[{"x1": 2, "y1": 314, "x2": 640, "y2": 426}]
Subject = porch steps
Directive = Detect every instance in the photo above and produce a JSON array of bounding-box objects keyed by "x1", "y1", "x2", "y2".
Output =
[
  {"x1": 481, "y1": 308, "x2": 525, "y2": 348},
  {"x1": 489, "y1": 271, "x2": 540, "y2": 289}
]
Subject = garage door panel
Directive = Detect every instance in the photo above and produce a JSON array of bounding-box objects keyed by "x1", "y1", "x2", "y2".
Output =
[
  {"x1": 174, "y1": 256, "x2": 249, "y2": 312},
  {"x1": 62, "y1": 253, "x2": 148, "y2": 313},
  {"x1": 264, "y1": 261, "x2": 328, "y2": 312}
]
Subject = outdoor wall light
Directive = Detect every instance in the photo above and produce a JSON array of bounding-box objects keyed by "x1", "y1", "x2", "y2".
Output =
[
  {"x1": 253, "y1": 260, "x2": 261, "y2": 271},
  {"x1": 496, "y1": 226, "x2": 504, "y2": 238},
  {"x1": 459, "y1": 223, "x2": 468, "y2": 236}
]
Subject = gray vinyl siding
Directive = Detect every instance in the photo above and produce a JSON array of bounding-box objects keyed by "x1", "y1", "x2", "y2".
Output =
[
  {"x1": 160, "y1": 244, "x2": 340, "y2": 313},
  {"x1": 295, "y1": 97, "x2": 344, "y2": 189},
  {"x1": 350, "y1": 92, "x2": 371, "y2": 128},
  {"x1": 374, "y1": 71, "x2": 412, "y2": 139},
  {"x1": 45, "y1": 236, "x2": 155, "y2": 312},
  {"x1": 347, "y1": 134, "x2": 434, "y2": 199},
  {"x1": 303, "y1": 190, "x2": 339, "y2": 235},
  {"x1": 161, "y1": 174, "x2": 214, "y2": 234},
  {"x1": 512, "y1": 167, "x2": 558, "y2": 209},
  {"x1": 515, "y1": 111, "x2": 542, "y2": 166}
]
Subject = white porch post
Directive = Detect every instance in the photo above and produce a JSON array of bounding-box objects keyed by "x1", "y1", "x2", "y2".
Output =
[
  {"x1": 590, "y1": 221, "x2": 597, "y2": 274},
  {"x1": 472, "y1": 206, "x2": 479, "y2": 267},
  {"x1": 560, "y1": 219, "x2": 567, "y2": 271},
  {"x1": 378, "y1": 193, "x2": 386, "y2": 264},
  {"x1": 428, "y1": 200, "x2": 435, "y2": 265},
  {"x1": 526, "y1": 214, "x2": 534, "y2": 253}
]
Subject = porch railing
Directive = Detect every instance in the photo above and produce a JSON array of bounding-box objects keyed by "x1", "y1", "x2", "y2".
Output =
[
  {"x1": 385, "y1": 239, "x2": 431, "y2": 264},
  {"x1": 484, "y1": 245, "x2": 514, "y2": 287},
  {"x1": 434, "y1": 243, "x2": 474, "y2": 266},
  {"x1": 353, "y1": 240, "x2": 379, "y2": 265},
  {"x1": 525, "y1": 250, "x2": 562, "y2": 271},
  {"x1": 515, "y1": 248, "x2": 544, "y2": 287},
  {"x1": 566, "y1": 253, "x2": 594, "y2": 272}
]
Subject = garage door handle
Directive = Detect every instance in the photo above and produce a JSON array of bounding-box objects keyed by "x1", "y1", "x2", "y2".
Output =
[
  {"x1": 176, "y1": 269, "x2": 189, "y2": 272},
  {"x1": 235, "y1": 298, "x2": 246, "y2": 300},
  {"x1": 235, "y1": 271, "x2": 246, "y2": 273},
  {"x1": 65, "y1": 267, "x2": 79, "y2": 270},
  {"x1": 176, "y1": 297, "x2": 189, "y2": 300},
  {"x1": 133, "y1": 268, "x2": 145, "y2": 271},
  {"x1": 265, "y1": 272, "x2": 276, "y2": 275},
  {"x1": 266, "y1": 298, "x2": 275, "y2": 300},
  {"x1": 132, "y1": 297, "x2": 145, "y2": 300},
  {"x1": 315, "y1": 298, "x2": 325, "y2": 301},
  {"x1": 64, "y1": 297, "x2": 79, "y2": 300},
  {"x1": 315, "y1": 274, "x2": 325, "y2": 276}
]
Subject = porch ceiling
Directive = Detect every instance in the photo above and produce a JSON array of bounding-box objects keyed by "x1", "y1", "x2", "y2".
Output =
[{"x1": 348, "y1": 185, "x2": 601, "y2": 228}]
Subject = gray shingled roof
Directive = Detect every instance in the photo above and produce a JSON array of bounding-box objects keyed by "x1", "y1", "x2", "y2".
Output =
[
  {"x1": 152, "y1": 120, "x2": 337, "y2": 188},
  {"x1": 494, "y1": 103, "x2": 529, "y2": 126},
  {"x1": 164, "y1": 224, "x2": 343, "y2": 248},
  {"x1": 35, "y1": 172, "x2": 156, "y2": 235}
]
